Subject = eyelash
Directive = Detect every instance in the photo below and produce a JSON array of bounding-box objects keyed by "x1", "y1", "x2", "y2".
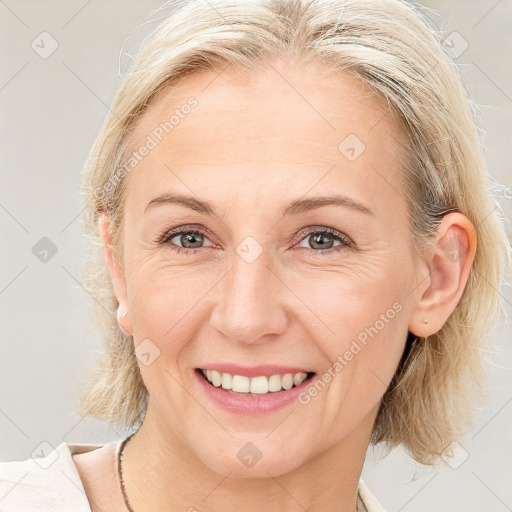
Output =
[{"x1": 154, "y1": 224, "x2": 354, "y2": 255}]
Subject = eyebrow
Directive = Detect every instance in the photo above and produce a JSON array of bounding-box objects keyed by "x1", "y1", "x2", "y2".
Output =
[{"x1": 144, "y1": 193, "x2": 374, "y2": 217}]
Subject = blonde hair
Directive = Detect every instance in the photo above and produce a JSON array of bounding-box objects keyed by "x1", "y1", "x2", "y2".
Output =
[{"x1": 77, "y1": 0, "x2": 511, "y2": 465}]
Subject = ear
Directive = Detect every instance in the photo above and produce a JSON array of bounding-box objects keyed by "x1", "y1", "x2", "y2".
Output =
[
  {"x1": 98, "y1": 214, "x2": 133, "y2": 336},
  {"x1": 408, "y1": 212, "x2": 477, "y2": 338}
]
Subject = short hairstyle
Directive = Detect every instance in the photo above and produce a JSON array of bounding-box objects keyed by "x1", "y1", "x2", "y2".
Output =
[{"x1": 77, "y1": 0, "x2": 511, "y2": 465}]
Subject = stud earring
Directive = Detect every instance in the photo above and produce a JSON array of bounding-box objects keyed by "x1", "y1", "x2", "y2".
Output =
[
  {"x1": 117, "y1": 308, "x2": 132, "y2": 336},
  {"x1": 422, "y1": 318, "x2": 429, "y2": 324},
  {"x1": 117, "y1": 307, "x2": 128, "y2": 319}
]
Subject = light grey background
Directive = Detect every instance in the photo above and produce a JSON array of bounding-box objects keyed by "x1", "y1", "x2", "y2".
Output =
[{"x1": 1, "y1": 1, "x2": 510, "y2": 511}]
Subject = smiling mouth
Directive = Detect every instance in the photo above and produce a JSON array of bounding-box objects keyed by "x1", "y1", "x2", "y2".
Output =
[{"x1": 196, "y1": 368, "x2": 316, "y2": 396}]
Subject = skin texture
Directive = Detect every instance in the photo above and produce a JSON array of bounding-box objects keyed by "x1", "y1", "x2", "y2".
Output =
[{"x1": 73, "y1": 60, "x2": 477, "y2": 512}]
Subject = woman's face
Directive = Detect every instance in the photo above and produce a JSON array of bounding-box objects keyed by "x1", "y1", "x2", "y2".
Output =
[{"x1": 107, "y1": 62, "x2": 424, "y2": 477}]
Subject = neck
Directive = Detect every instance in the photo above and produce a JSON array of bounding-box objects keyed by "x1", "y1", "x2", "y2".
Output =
[{"x1": 121, "y1": 400, "x2": 378, "y2": 512}]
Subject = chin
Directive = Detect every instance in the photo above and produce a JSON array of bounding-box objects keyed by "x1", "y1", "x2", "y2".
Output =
[
  {"x1": 203, "y1": 452, "x2": 304, "y2": 479},
  {"x1": 191, "y1": 434, "x2": 312, "y2": 479}
]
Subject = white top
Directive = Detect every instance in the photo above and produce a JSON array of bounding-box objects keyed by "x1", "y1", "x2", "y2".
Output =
[{"x1": 0, "y1": 439, "x2": 386, "y2": 511}]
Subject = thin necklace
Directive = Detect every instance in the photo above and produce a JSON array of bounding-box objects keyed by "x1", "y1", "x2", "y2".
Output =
[
  {"x1": 118, "y1": 433, "x2": 136, "y2": 512},
  {"x1": 117, "y1": 433, "x2": 362, "y2": 512}
]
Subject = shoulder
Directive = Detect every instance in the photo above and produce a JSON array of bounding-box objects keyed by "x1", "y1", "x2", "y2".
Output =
[
  {"x1": 358, "y1": 478, "x2": 387, "y2": 512},
  {"x1": 0, "y1": 441, "x2": 106, "y2": 512}
]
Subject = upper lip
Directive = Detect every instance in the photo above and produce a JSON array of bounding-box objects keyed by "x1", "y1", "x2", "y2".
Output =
[{"x1": 196, "y1": 364, "x2": 313, "y2": 378}]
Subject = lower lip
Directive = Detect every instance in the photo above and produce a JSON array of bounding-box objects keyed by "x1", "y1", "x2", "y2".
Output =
[{"x1": 194, "y1": 369, "x2": 315, "y2": 415}]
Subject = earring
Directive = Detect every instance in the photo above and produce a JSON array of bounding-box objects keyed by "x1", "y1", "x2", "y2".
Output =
[
  {"x1": 422, "y1": 318, "x2": 429, "y2": 324},
  {"x1": 117, "y1": 308, "x2": 132, "y2": 336}
]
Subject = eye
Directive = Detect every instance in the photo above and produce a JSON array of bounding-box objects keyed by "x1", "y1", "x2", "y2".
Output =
[
  {"x1": 295, "y1": 227, "x2": 353, "y2": 253},
  {"x1": 155, "y1": 225, "x2": 353, "y2": 255},
  {"x1": 155, "y1": 226, "x2": 216, "y2": 254}
]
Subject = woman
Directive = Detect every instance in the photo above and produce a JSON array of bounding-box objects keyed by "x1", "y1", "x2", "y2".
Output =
[{"x1": 1, "y1": 0, "x2": 509, "y2": 510}]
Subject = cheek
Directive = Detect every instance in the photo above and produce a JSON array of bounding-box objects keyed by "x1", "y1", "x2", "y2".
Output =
[
  {"x1": 125, "y1": 256, "x2": 222, "y2": 387},
  {"x1": 296, "y1": 255, "x2": 407, "y2": 354},
  {"x1": 296, "y1": 262, "x2": 409, "y2": 423},
  {"x1": 126, "y1": 252, "x2": 209, "y2": 336},
  {"x1": 125, "y1": 261, "x2": 210, "y2": 415}
]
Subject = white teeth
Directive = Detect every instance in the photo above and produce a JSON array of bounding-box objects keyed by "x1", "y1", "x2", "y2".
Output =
[
  {"x1": 282, "y1": 373, "x2": 293, "y2": 390},
  {"x1": 250, "y1": 376, "x2": 269, "y2": 394},
  {"x1": 221, "y1": 373, "x2": 232, "y2": 390},
  {"x1": 232, "y1": 375, "x2": 250, "y2": 393},
  {"x1": 201, "y1": 369, "x2": 309, "y2": 394},
  {"x1": 268, "y1": 374, "x2": 282, "y2": 392},
  {"x1": 211, "y1": 370, "x2": 222, "y2": 387},
  {"x1": 293, "y1": 373, "x2": 304, "y2": 386}
]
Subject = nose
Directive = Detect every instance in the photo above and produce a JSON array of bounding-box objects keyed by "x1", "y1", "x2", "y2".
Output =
[{"x1": 209, "y1": 247, "x2": 289, "y2": 345}]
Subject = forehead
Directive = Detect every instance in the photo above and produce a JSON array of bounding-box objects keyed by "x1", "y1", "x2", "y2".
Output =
[{"x1": 123, "y1": 61, "x2": 409, "y2": 218}]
